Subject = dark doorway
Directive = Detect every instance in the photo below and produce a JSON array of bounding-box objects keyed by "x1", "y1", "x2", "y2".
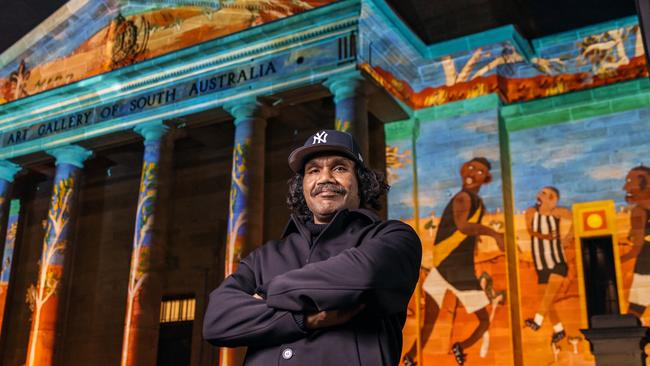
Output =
[
  {"x1": 157, "y1": 321, "x2": 193, "y2": 366},
  {"x1": 156, "y1": 296, "x2": 196, "y2": 366},
  {"x1": 580, "y1": 236, "x2": 620, "y2": 326}
]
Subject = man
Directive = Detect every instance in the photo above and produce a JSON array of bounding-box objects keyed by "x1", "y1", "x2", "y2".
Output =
[
  {"x1": 621, "y1": 165, "x2": 650, "y2": 320},
  {"x1": 403, "y1": 157, "x2": 504, "y2": 366},
  {"x1": 523, "y1": 186, "x2": 573, "y2": 345},
  {"x1": 203, "y1": 130, "x2": 422, "y2": 365}
]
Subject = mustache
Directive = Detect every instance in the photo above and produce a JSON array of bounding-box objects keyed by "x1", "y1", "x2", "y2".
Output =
[{"x1": 312, "y1": 183, "x2": 346, "y2": 196}]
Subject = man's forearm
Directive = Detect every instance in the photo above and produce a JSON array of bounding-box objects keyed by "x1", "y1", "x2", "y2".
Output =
[
  {"x1": 203, "y1": 265, "x2": 307, "y2": 347},
  {"x1": 264, "y1": 224, "x2": 421, "y2": 315}
]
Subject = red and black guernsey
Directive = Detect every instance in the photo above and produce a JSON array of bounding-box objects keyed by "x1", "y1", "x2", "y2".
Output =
[
  {"x1": 433, "y1": 189, "x2": 485, "y2": 291},
  {"x1": 634, "y1": 208, "x2": 650, "y2": 276}
]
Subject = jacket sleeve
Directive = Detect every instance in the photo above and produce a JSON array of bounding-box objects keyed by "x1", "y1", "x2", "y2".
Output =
[
  {"x1": 265, "y1": 221, "x2": 422, "y2": 315},
  {"x1": 202, "y1": 251, "x2": 307, "y2": 348}
]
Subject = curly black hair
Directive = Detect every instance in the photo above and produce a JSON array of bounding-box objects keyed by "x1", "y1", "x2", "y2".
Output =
[{"x1": 286, "y1": 164, "x2": 390, "y2": 222}]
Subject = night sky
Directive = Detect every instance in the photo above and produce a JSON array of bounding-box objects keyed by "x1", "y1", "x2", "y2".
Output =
[{"x1": 0, "y1": 0, "x2": 68, "y2": 54}]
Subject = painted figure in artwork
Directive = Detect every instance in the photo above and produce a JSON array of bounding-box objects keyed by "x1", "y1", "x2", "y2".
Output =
[
  {"x1": 621, "y1": 166, "x2": 650, "y2": 321},
  {"x1": 523, "y1": 187, "x2": 573, "y2": 346},
  {"x1": 403, "y1": 157, "x2": 504, "y2": 366}
]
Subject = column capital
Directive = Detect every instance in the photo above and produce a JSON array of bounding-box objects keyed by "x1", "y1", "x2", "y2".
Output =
[
  {"x1": 324, "y1": 70, "x2": 367, "y2": 103},
  {"x1": 224, "y1": 97, "x2": 267, "y2": 125},
  {"x1": 134, "y1": 121, "x2": 169, "y2": 143},
  {"x1": 0, "y1": 160, "x2": 20, "y2": 182},
  {"x1": 46, "y1": 145, "x2": 92, "y2": 168}
]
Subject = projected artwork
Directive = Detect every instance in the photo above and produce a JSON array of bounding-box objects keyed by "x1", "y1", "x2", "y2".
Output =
[
  {"x1": 510, "y1": 107, "x2": 650, "y2": 365},
  {"x1": 122, "y1": 141, "x2": 160, "y2": 365},
  {"x1": 0, "y1": 0, "x2": 337, "y2": 104},
  {"x1": 225, "y1": 136, "x2": 251, "y2": 275},
  {"x1": 0, "y1": 200, "x2": 20, "y2": 332},
  {"x1": 360, "y1": 1, "x2": 646, "y2": 110},
  {"x1": 387, "y1": 101, "x2": 650, "y2": 365},
  {"x1": 26, "y1": 164, "x2": 79, "y2": 366},
  {"x1": 389, "y1": 109, "x2": 513, "y2": 366}
]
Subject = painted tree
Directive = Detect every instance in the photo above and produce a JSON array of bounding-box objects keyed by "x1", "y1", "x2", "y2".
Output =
[
  {"x1": 26, "y1": 175, "x2": 74, "y2": 366},
  {"x1": 385, "y1": 145, "x2": 411, "y2": 184},
  {"x1": 0, "y1": 222, "x2": 16, "y2": 284},
  {"x1": 121, "y1": 160, "x2": 157, "y2": 365},
  {"x1": 225, "y1": 138, "x2": 250, "y2": 275},
  {"x1": 531, "y1": 56, "x2": 567, "y2": 75},
  {"x1": 634, "y1": 24, "x2": 645, "y2": 58},
  {"x1": 578, "y1": 25, "x2": 638, "y2": 74},
  {"x1": 440, "y1": 45, "x2": 523, "y2": 86},
  {"x1": 9, "y1": 60, "x2": 30, "y2": 100},
  {"x1": 0, "y1": 214, "x2": 18, "y2": 334}
]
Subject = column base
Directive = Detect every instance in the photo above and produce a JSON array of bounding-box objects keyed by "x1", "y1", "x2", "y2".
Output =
[{"x1": 581, "y1": 314, "x2": 650, "y2": 366}]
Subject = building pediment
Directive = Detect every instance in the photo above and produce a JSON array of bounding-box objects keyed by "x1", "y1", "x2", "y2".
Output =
[{"x1": 0, "y1": 0, "x2": 339, "y2": 105}]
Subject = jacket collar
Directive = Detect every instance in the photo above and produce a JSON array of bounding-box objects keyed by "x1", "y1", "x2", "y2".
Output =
[{"x1": 281, "y1": 208, "x2": 379, "y2": 239}]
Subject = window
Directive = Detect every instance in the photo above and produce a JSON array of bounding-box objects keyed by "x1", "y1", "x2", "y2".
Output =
[
  {"x1": 159, "y1": 296, "x2": 196, "y2": 323},
  {"x1": 157, "y1": 295, "x2": 195, "y2": 366}
]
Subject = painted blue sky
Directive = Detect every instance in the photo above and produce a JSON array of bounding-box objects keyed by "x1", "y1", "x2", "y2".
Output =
[
  {"x1": 510, "y1": 107, "x2": 650, "y2": 212},
  {"x1": 386, "y1": 109, "x2": 504, "y2": 220},
  {"x1": 416, "y1": 109, "x2": 503, "y2": 217}
]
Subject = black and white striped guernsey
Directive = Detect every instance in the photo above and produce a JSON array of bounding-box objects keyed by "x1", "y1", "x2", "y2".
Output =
[{"x1": 531, "y1": 209, "x2": 567, "y2": 276}]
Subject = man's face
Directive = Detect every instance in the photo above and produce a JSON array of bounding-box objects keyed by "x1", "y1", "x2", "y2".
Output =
[
  {"x1": 624, "y1": 170, "x2": 650, "y2": 204},
  {"x1": 302, "y1": 155, "x2": 360, "y2": 224},
  {"x1": 460, "y1": 160, "x2": 491, "y2": 190},
  {"x1": 536, "y1": 187, "x2": 558, "y2": 208}
]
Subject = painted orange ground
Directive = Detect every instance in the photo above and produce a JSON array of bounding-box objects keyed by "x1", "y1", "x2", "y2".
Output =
[
  {"x1": 400, "y1": 211, "x2": 650, "y2": 366},
  {"x1": 401, "y1": 214, "x2": 514, "y2": 366}
]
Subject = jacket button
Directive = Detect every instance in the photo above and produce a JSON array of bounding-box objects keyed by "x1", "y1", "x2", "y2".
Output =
[{"x1": 282, "y1": 348, "x2": 293, "y2": 360}]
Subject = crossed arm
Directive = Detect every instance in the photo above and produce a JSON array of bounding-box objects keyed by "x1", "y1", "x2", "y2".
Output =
[
  {"x1": 202, "y1": 222, "x2": 421, "y2": 347},
  {"x1": 202, "y1": 256, "x2": 307, "y2": 348},
  {"x1": 264, "y1": 223, "x2": 421, "y2": 315}
]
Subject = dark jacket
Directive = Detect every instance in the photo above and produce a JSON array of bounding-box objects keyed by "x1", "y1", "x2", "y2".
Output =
[{"x1": 203, "y1": 208, "x2": 422, "y2": 366}]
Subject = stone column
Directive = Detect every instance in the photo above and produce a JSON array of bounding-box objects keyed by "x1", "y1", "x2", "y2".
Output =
[
  {"x1": 324, "y1": 70, "x2": 369, "y2": 159},
  {"x1": 120, "y1": 121, "x2": 169, "y2": 366},
  {"x1": 0, "y1": 160, "x2": 20, "y2": 333},
  {"x1": 25, "y1": 145, "x2": 91, "y2": 366},
  {"x1": 221, "y1": 98, "x2": 267, "y2": 366}
]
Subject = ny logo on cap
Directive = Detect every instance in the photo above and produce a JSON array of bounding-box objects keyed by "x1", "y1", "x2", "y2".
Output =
[{"x1": 312, "y1": 131, "x2": 328, "y2": 144}]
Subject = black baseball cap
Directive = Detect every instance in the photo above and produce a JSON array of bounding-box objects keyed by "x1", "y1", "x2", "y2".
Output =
[{"x1": 288, "y1": 129, "x2": 364, "y2": 173}]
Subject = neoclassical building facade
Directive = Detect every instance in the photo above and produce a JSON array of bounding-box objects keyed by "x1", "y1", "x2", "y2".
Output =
[{"x1": 0, "y1": 1, "x2": 648, "y2": 365}]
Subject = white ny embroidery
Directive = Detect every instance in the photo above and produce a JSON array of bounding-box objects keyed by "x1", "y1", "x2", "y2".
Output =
[{"x1": 312, "y1": 131, "x2": 328, "y2": 144}]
